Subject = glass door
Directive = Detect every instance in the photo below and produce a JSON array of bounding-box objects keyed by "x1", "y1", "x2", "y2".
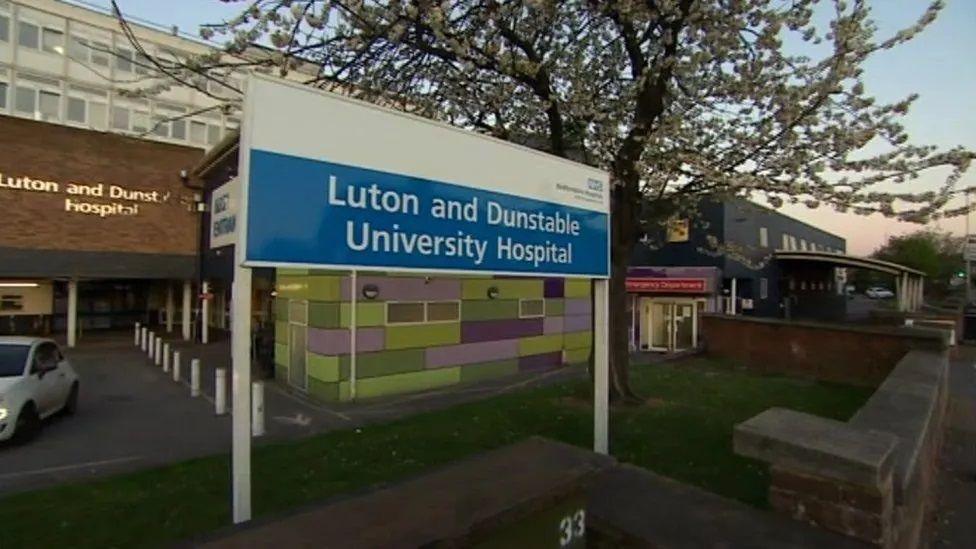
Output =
[
  {"x1": 287, "y1": 300, "x2": 308, "y2": 391},
  {"x1": 649, "y1": 302, "x2": 671, "y2": 351},
  {"x1": 673, "y1": 302, "x2": 695, "y2": 351}
]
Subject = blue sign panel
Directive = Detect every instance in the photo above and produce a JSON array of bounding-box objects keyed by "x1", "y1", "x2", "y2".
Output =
[{"x1": 244, "y1": 149, "x2": 609, "y2": 277}]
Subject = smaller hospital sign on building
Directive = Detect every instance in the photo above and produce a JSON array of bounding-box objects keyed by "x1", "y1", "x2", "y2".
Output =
[{"x1": 626, "y1": 278, "x2": 707, "y2": 293}]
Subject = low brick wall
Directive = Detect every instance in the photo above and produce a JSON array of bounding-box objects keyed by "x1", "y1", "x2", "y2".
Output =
[
  {"x1": 734, "y1": 347, "x2": 950, "y2": 547},
  {"x1": 701, "y1": 314, "x2": 947, "y2": 386},
  {"x1": 866, "y1": 309, "x2": 961, "y2": 345}
]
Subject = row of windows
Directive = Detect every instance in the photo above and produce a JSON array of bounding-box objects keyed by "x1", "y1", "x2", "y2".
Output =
[
  {"x1": 0, "y1": 71, "x2": 237, "y2": 146},
  {"x1": 758, "y1": 225, "x2": 838, "y2": 254},
  {"x1": 287, "y1": 299, "x2": 549, "y2": 327}
]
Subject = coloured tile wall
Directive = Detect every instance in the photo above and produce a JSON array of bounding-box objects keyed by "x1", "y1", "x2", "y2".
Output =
[{"x1": 273, "y1": 271, "x2": 593, "y2": 402}]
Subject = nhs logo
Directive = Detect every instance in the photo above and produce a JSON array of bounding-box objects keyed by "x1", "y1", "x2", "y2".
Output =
[{"x1": 587, "y1": 178, "x2": 603, "y2": 192}]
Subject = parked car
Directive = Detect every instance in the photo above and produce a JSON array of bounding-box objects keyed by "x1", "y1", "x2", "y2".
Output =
[
  {"x1": 0, "y1": 337, "x2": 79, "y2": 443},
  {"x1": 865, "y1": 287, "x2": 895, "y2": 299}
]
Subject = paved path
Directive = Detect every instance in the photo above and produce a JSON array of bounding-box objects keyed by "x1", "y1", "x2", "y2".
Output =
[
  {"x1": 931, "y1": 346, "x2": 976, "y2": 547},
  {"x1": 0, "y1": 331, "x2": 584, "y2": 496}
]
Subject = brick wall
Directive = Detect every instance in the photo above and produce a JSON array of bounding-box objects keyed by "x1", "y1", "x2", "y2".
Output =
[
  {"x1": 0, "y1": 115, "x2": 202, "y2": 256},
  {"x1": 701, "y1": 314, "x2": 946, "y2": 386}
]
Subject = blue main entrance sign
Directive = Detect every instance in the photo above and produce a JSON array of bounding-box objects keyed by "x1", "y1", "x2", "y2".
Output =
[{"x1": 239, "y1": 75, "x2": 609, "y2": 278}]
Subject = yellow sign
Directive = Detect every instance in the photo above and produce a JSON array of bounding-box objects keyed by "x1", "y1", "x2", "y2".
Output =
[
  {"x1": 667, "y1": 218, "x2": 690, "y2": 242},
  {"x1": 0, "y1": 172, "x2": 170, "y2": 218}
]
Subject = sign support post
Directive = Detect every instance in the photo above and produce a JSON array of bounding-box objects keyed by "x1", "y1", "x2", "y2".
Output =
[
  {"x1": 230, "y1": 263, "x2": 252, "y2": 523},
  {"x1": 593, "y1": 279, "x2": 609, "y2": 454}
]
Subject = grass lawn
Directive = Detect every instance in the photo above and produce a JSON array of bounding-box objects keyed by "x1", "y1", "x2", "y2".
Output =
[{"x1": 0, "y1": 357, "x2": 872, "y2": 548}]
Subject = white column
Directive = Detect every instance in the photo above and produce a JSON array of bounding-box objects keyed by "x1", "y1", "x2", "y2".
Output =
[
  {"x1": 730, "y1": 278, "x2": 738, "y2": 316},
  {"x1": 201, "y1": 280, "x2": 210, "y2": 344},
  {"x1": 231, "y1": 265, "x2": 253, "y2": 523},
  {"x1": 918, "y1": 278, "x2": 925, "y2": 310},
  {"x1": 67, "y1": 279, "x2": 78, "y2": 348},
  {"x1": 593, "y1": 278, "x2": 609, "y2": 455},
  {"x1": 166, "y1": 282, "x2": 175, "y2": 333},
  {"x1": 895, "y1": 275, "x2": 904, "y2": 312},
  {"x1": 182, "y1": 280, "x2": 192, "y2": 341}
]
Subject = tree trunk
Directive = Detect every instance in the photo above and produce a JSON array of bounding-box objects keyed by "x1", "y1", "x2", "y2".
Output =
[{"x1": 606, "y1": 183, "x2": 641, "y2": 402}]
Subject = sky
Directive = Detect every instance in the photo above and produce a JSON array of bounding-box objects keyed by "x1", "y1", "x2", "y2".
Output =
[{"x1": 79, "y1": 0, "x2": 976, "y2": 256}]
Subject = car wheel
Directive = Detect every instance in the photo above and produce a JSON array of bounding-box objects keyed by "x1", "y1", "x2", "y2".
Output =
[
  {"x1": 62, "y1": 383, "x2": 79, "y2": 416},
  {"x1": 13, "y1": 403, "x2": 41, "y2": 444}
]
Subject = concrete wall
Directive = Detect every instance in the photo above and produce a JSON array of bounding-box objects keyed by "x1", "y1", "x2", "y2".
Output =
[
  {"x1": 273, "y1": 270, "x2": 593, "y2": 402},
  {"x1": 701, "y1": 314, "x2": 946, "y2": 386},
  {"x1": 734, "y1": 347, "x2": 950, "y2": 547}
]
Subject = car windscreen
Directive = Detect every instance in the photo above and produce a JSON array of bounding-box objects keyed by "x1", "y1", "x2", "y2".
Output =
[{"x1": 0, "y1": 344, "x2": 30, "y2": 377}]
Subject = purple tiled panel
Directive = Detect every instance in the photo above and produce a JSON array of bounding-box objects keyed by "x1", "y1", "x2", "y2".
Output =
[
  {"x1": 565, "y1": 298, "x2": 592, "y2": 316},
  {"x1": 543, "y1": 316, "x2": 564, "y2": 335},
  {"x1": 461, "y1": 318, "x2": 544, "y2": 343},
  {"x1": 340, "y1": 276, "x2": 461, "y2": 301},
  {"x1": 563, "y1": 315, "x2": 591, "y2": 333},
  {"x1": 519, "y1": 351, "x2": 562, "y2": 372},
  {"x1": 544, "y1": 278, "x2": 565, "y2": 298},
  {"x1": 307, "y1": 327, "x2": 385, "y2": 355},
  {"x1": 425, "y1": 339, "x2": 519, "y2": 369}
]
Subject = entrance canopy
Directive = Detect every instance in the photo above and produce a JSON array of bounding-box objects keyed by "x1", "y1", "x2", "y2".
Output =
[{"x1": 774, "y1": 250, "x2": 925, "y2": 312}]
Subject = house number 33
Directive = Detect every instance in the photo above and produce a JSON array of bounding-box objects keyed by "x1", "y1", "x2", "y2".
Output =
[{"x1": 558, "y1": 509, "x2": 585, "y2": 547}]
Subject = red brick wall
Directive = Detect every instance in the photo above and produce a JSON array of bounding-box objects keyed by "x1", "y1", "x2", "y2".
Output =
[
  {"x1": 0, "y1": 115, "x2": 202, "y2": 256},
  {"x1": 701, "y1": 315, "x2": 944, "y2": 386}
]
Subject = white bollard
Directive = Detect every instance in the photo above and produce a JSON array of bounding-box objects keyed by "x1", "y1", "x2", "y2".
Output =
[
  {"x1": 140, "y1": 327, "x2": 148, "y2": 351},
  {"x1": 134, "y1": 322, "x2": 141, "y2": 346},
  {"x1": 190, "y1": 359, "x2": 201, "y2": 397},
  {"x1": 215, "y1": 368, "x2": 227, "y2": 415},
  {"x1": 154, "y1": 337, "x2": 162, "y2": 366},
  {"x1": 251, "y1": 382, "x2": 265, "y2": 437},
  {"x1": 148, "y1": 332, "x2": 155, "y2": 359},
  {"x1": 172, "y1": 351, "x2": 181, "y2": 382},
  {"x1": 162, "y1": 343, "x2": 170, "y2": 373}
]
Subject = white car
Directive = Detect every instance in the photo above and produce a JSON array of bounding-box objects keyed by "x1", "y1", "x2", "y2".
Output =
[
  {"x1": 865, "y1": 287, "x2": 895, "y2": 299},
  {"x1": 0, "y1": 337, "x2": 80, "y2": 443}
]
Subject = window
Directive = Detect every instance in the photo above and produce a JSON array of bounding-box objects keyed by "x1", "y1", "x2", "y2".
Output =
[
  {"x1": 110, "y1": 105, "x2": 129, "y2": 130},
  {"x1": 68, "y1": 35, "x2": 88, "y2": 61},
  {"x1": 287, "y1": 300, "x2": 307, "y2": 324},
  {"x1": 799, "y1": 239, "x2": 808, "y2": 251},
  {"x1": 90, "y1": 40, "x2": 110, "y2": 66},
  {"x1": 41, "y1": 27, "x2": 63, "y2": 54},
  {"x1": 115, "y1": 47, "x2": 133, "y2": 72},
  {"x1": 759, "y1": 227, "x2": 768, "y2": 248},
  {"x1": 150, "y1": 115, "x2": 169, "y2": 137},
  {"x1": 387, "y1": 302, "x2": 424, "y2": 324},
  {"x1": 519, "y1": 298, "x2": 545, "y2": 318},
  {"x1": 17, "y1": 20, "x2": 38, "y2": 49},
  {"x1": 189, "y1": 120, "x2": 207, "y2": 144},
  {"x1": 89, "y1": 101, "x2": 107, "y2": 130},
  {"x1": 386, "y1": 301, "x2": 460, "y2": 324},
  {"x1": 789, "y1": 235, "x2": 797, "y2": 250},
  {"x1": 171, "y1": 118, "x2": 186, "y2": 139},
  {"x1": 38, "y1": 90, "x2": 59, "y2": 121},
  {"x1": 0, "y1": 82, "x2": 7, "y2": 110},
  {"x1": 0, "y1": 294, "x2": 23, "y2": 312},
  {"x1": 134, "y1": 52, "x2": 153, "y2": 76},
  {"x1": 0, "y1": 14, "x2": 8, "y2": 42},
  {"x1": 131, "y1": 110, "x2": 149, "y2": 133},
  {"x1": 66, "y1": 96, "x2": 85, "y2": 123},
  {"x1": 760, "y1": 278, "x2": 768, "y2": 300},
  {"x1": 207, "y1": 124, "x2": 221, "y2": 145}
]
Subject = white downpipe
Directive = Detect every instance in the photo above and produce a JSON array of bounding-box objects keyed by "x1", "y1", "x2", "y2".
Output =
[
  {"x1": 593, "y1": 279, "x2": 610, "y2": 454},
  {"x1": 251, "y1": 382, "x2": 265, "y2": 437},
  {"x1": 182, "y1": 280, "x2": 192, "y2": 341},
  {"x1": 350, "y1": 270, "x2": 358, "y2": 400},
  {"x1": 190, "y1": 358, "x2": 201, "y2": 397},
  {"x1": 202, "y1": 280, "x2": 210, "y2": 344}
]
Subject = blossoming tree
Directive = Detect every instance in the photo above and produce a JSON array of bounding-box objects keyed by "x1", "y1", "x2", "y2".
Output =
[{"x1": 120, "y1": 0, "x2": 973, "y2": 399}]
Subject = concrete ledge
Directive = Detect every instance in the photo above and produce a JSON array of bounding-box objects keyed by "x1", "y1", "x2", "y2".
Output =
[
  {"x1": 735, "y1": 408, "x2": 898, "y2": 488},
  {"x1": 703, "y1": 313, "x2": 950, "y2": 347}
]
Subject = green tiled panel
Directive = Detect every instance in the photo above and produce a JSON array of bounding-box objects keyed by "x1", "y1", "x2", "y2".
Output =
[
  {"x1": 340, "y1": 302, "x2": 386, "y2": 327},
  {"x1": 519, "y1": 334, "x2": 564, "y2": 356},
  {"x1": 307, "y1": 353, "x2": 342, "y2": 383},
  {"x1": 355, "y1": 367, "x2": 461, "y2": 399},
  {"x1": 459, "y1": 359, "x2": 519, "y2": 383},
  {"x1": 307, "y1": 276, "x2": 343, "y2": 301},
  {"x1": 564, "y1": 331, "x2": 592, "y2": 350},
  {"x1": 462, "y1": 279, "x2": 543, "y2": 300},
  {"x1": 277, "y1": 268, "x2": 309, "y2": 276},
  {"x1": 309, "y1": 269, "x2": 346, "y2": 276},
  {"x1": 340, "y1": 348, "x2": 426, "y2": 379},
  {"x1": 274, "y1": 321, "x2": 288, "y2": 342},
  {"x1": 545, "y1": 299, "x2": 565, "y2": 316},
  {"x1": 385, "y1": 323, "x2": 460, "y2": 350},
  {"x1": 274, "y1": 298, "x2": 290, "y2": 320},
  {"x1": 308, "y1": 302, "x2": 341, "y2": 328},
  {"x1": 308, "y1": 378, "x2": 351, "y2": 402},
  {"x1": 564, "y1": 347, "x2": 591, "y2": 365},
  {"x1": 274, "y1": 343, "x2": 289, "y2": 368},
  {"x1": 276, "y1": 275, "x2": 308, "y2": 298},
  {"x1": 461, "y1": 299, "x2": 519, "y2": 321},
  {"x1": 565, "y1": 279, "x2": 591, "y2": 298}
]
